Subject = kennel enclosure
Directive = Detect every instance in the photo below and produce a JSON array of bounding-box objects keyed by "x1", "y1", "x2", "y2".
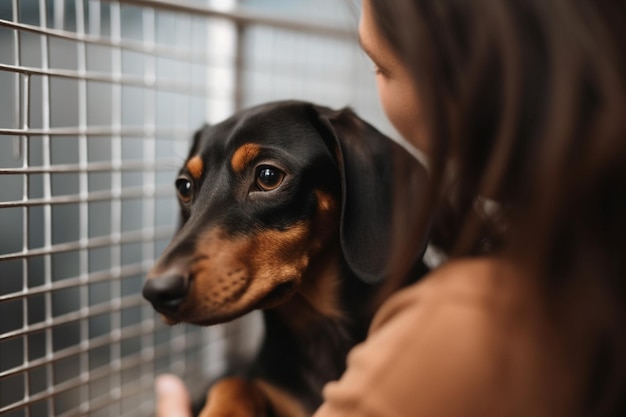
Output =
[{"x1": 0, "y1": 1, "x2": 391, "y2": 415}]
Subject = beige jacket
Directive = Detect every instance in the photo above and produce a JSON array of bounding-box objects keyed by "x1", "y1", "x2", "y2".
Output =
[{"x1": 314, "y1": 259, "x2": 585, "y2": 417}]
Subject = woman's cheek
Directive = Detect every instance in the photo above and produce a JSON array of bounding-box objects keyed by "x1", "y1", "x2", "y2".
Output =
[{"x1": 376, "y1": 76, "x2": 426, "y2": 152}]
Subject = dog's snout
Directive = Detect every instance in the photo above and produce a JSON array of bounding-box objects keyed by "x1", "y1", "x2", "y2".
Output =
[{"x1": 142, "y1": 273, "x2": 188, "y2": 311}]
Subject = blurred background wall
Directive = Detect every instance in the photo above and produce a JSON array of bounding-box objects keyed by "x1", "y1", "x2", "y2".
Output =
[{"x1": 0, "y1": 1, "x2": 401, "y2": 416}]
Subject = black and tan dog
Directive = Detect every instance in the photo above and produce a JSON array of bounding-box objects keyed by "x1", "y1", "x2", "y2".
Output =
[{"x1": 143, "y1": 100, "x2": 429, "y2": 417}]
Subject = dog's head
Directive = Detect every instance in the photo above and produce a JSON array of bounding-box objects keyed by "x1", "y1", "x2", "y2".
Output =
[{"x1": 143, "y1": 100, "x2": 428, "y2": 325}]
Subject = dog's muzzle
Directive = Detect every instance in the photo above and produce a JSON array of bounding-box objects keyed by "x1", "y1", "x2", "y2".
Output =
[{"x1": 142, "y1": 272, "x2": 188, "y2": 313}]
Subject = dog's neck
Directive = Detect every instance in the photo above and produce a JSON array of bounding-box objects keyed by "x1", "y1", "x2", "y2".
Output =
[
  {"x1": 277, "y1": 242, "x2": 344, "y2": 326},
  {"x1": 253, "y1": 243, "x2": 379, "y2": 413},
  {"x1": 256, "y1": 307, "x2": 352, "y2": 413}
]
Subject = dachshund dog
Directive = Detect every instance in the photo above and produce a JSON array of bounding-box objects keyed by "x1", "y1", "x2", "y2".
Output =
[{"x1": 143, "y1": 100, "x2": 429, "y2": 417}]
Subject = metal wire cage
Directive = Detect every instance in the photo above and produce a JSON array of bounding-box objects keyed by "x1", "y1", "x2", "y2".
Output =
[{"x1": 0, "y1": 1, "x2": 389, "y2": 416}]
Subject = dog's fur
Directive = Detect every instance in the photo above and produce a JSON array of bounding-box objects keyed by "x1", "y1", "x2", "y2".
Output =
[{"x1": 143, "y1": 100, "x2": 429, "y2": 417}]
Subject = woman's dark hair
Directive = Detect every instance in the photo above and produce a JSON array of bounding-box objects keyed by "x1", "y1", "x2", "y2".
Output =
[{"x1": 371, "y1": 0, "x2": 626, "y2": 415}]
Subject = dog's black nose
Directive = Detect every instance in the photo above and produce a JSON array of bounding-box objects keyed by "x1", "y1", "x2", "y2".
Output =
[{"x1": 142, "y1": 273, "x2": 188, "y2": 311}]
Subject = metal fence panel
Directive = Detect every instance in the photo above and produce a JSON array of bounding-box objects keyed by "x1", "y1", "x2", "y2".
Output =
[{"x1": 0, "y1": 1, "x2": 387, "y2": 416}]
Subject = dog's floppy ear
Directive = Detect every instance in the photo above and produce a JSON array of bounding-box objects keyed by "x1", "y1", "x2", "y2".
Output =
[{"x1": 313, "y1": 106, "x2": 430, "y2": 284}]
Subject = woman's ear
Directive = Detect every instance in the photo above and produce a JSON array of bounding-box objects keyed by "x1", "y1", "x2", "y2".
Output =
[{"x1": 314, "y1": 106, "x2": 430, "y2": 284}]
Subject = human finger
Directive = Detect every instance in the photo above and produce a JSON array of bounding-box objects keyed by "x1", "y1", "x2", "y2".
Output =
[{"x1": 155, "y1": 374, "x2": 193, "y2": 417}]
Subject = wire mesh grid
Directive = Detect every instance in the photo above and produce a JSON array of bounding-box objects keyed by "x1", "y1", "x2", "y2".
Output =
[{"x1": 0, "y1": 0, "x2": 387, "y2": 416}]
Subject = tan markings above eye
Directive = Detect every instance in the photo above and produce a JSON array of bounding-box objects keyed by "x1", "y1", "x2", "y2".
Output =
[
  {"x1": 186, "y1": 155, "x2": 204, "y2": 180},
  {"x1": 231, "y1": 143, "x2": 261, "y2": 173}
]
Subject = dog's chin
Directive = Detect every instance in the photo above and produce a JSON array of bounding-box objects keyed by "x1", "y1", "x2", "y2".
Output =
[
  {"x1": 170, "y1": 306, "x2": 255, "y2": 327},
  {"x1": 190, "y1": 311, "x2": 249, "y2": 326},
  {"x1": 255, "y1": 280, "x2": 299, "y2": 310},
  {"x1": 160, "y1": 314, "x2": 181, "y2": 326},
  {"x1": 168, "y1": 280, "x2": 300, "y2": 327}
]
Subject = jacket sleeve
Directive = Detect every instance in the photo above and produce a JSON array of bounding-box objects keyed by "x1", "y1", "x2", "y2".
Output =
[{"x1": 313, "y1": 285, "x2": 506, "y2": 417}]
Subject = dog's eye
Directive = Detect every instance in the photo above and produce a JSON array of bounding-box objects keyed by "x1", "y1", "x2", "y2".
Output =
[
  {"x1": 256, "y1": 166, "x2": 285, "y2": 191},
  {"x1": 175, "y1": 177, "x2": 193, "y2": 202}
]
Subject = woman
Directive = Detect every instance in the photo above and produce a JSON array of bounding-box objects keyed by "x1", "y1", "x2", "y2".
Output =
[{"x1": 158, "y1": 0, "x2": 626, "y2": 415}]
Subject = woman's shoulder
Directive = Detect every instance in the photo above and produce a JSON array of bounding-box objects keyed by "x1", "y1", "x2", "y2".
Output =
[
  {"x1": 320, "y1": 258, "x2": 577, "y2": 417},
  {"x1": 371, "y1": 257, "x2": 536, "y2": 332}
]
